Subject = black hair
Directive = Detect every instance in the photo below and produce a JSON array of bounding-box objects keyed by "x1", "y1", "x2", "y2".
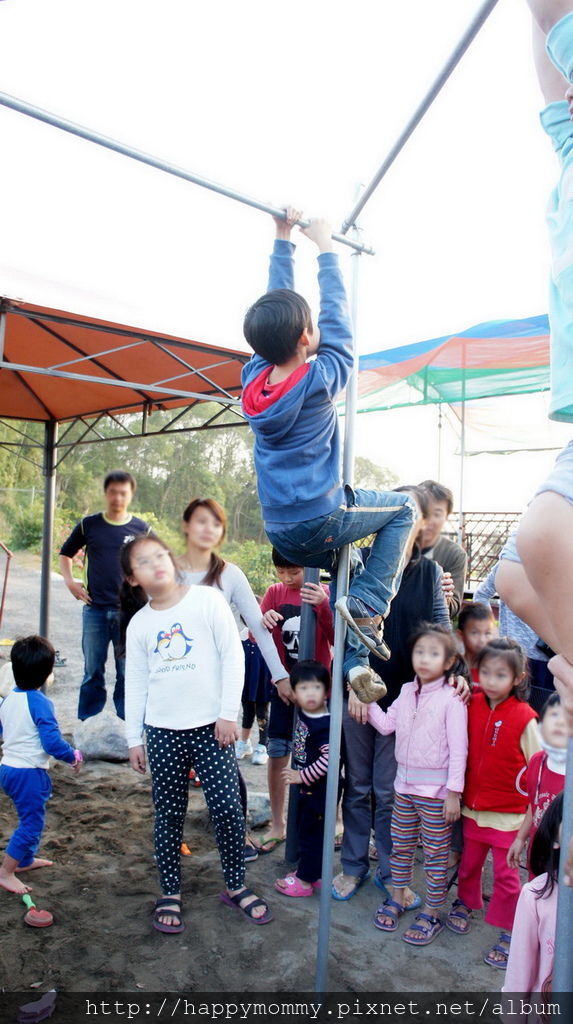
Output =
[
  {"x1": 10, "y1": 635, "x2": 55, "y2": 690},
  {"x1": 409, "y1": 622, "x2": 460, "y2": 682},
  {"x1": 539, "y1": 691, "x2": 561, "y2": 721},
  {"x1": 118, "y1": 533, "x2": 179, "y2": 647},
  {"x1": 104, "y1": 470, "x2": 136, "y2": 492},
  {"x1": 272, "y1": 546, "x2": 302, "y2": 570},
  {"x1": 243, "y1": 288, "x2": 313, "y2": 365},
  {"x1": 182, "y1": 497, "x2": 227, "y2": 589},
  {"x1": 393, "y1": 484, "x2": 429, "y2": 518},
  {"x1": 290, "y1": 659, "x2": 331, "y2": 691},
  {"x1": 476, "y1": 637, "x2": 530, "y2": 701},
  {"x1": 530, "y1": 792, "x2": 563, "y2": 900},
  {"x1": 458, "y1": 601, "x2": 495, "y2": 632},
  {"x1": 418, "y1": 479, "x2": 454, "y2": 516}
]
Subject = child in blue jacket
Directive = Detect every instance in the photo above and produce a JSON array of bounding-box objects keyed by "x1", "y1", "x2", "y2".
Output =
[
  {"x1": 242, "y1": 209, "x2": 416, "y2": 703},
  {"x1": 0, "y1": 636, "x2": 82, "y2": 895}
]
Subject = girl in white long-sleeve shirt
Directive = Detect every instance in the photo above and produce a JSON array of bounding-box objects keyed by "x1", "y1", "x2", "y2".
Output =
[
  {"x1": 175, "y1": 497, "x2": 288, "y2": 760},
  {"x1": 122, "y1": 533, "x2": 273, "y2": 934}
]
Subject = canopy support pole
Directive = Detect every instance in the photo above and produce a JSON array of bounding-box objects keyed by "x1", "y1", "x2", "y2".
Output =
[
  {"x1": 553, "y1": 741, "x2": 573, "y2": 993},
  {"x1": 0, "y1": 91, "x2": 373, "y2": 257},
  {"x1": 314, "y1": 228, "x2": 362, "y2": 994},
  {"x1": 285, "y1": 568, "x2": 321, "y2": 864},
  {"x1": 39, "y1": 419, "x2": 58, "y2": 638},
  {"x1": 340, "y1": 0, "x2": 500, "y2": 233}
]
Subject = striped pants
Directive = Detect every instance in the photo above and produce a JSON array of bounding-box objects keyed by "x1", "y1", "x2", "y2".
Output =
[{"x1": 390, "y1": 791, "x2": 452, "y2": 910}]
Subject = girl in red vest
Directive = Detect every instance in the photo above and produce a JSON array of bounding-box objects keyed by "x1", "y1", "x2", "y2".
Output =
[{"x1": 445, "y1": 638, "x2": 541, "y2": 969}]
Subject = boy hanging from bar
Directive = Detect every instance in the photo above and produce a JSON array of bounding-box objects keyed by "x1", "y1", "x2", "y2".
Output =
[
  {"x1": 241, "y1": 209, "x2": 417, "y2": 704},
  {"x1": 496, "y1": 0, "x2": 573, "y2": 883}
]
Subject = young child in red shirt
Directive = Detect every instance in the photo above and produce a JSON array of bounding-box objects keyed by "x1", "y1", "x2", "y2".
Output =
[
  {"x1": 507, "y1": 692, "x2": 567, "y2": 878},
  {"x1": 253, "y1": 548, "x2": 333, "y2": 854},
  {"x1": 456, "y1": 603, "x2": 497, "y2": 686},
  {"x1": 446, "y1": 639, "x2": 540, "y2": 970}
]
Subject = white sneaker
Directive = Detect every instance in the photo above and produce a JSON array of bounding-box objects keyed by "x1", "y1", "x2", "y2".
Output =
[
  {"x1": 251, "y1": 743, "x2": 269, "y2": 765},
  {"x1": 235, "y1": 739, "x2": 253, "y2": 760}
]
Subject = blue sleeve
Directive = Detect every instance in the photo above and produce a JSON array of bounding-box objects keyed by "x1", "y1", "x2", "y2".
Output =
[
  {"x1": 59, "y1": 520, "x2": 85, "y2": 558},
  {"x1": 241, "y1": 240, "x2": 296, "y2": 385},
  {"x1": 27, "y1": 691, "x2": 76, "y2": 763},
  {"x1": 473, "y1": 567, "x2": 496, "y2": 607},
  {"x1": 431, "y1": 566, "x2": 451, "y2": 628},
  {"x1": 267, "y1": 238, "x2": 295, "y2": 291},
  {"x1": 313, "y1": 252, "x2": 354, "y2": 397}
]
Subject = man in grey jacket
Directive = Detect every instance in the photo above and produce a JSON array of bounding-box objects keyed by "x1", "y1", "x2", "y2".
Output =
[{"x1": 418, "y1": 480, "x2": 467, "y2": 620}]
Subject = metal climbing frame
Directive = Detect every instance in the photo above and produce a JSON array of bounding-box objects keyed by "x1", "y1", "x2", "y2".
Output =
[
  {"x1": 0, "y1": 91, "x2": 373, "y2": 257},
  {"x1": 3, "y1": 0, "x2": 572, "y2": 997}
]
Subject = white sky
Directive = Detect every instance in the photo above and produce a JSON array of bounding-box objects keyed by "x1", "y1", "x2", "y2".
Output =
[{"x1": 1, "y1": 0, "x2": 571, "y2": 512}]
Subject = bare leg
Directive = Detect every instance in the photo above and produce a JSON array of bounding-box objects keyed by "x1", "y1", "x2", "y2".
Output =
[
  {"x1": 254, "y1": 755, "x2": 287, "y2": 848},
  {"x1": 0, "y1": 854, "x2": 32, "y2": 894},
  {"x1": 527, "y1": 0, "x2": 573, "y2": 35},
  {"x1": 530, "y1": 15, "x2": 570, "y2": 100},
  {"x1": 496, "y1": 558, "x2": 560, "y2": 652},
  {"x1": 516, "y1": 493, "x2": 573, "y2": 662}
]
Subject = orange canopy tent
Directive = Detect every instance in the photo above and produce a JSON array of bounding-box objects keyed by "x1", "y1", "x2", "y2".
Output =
[{"x1": 0, "y1": 296, "x2": 248, "y2": 634}]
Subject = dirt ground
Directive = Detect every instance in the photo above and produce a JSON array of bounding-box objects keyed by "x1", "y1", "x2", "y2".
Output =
[{"x1": 0, "y1": 554, "x2": 505, "y2": 994}]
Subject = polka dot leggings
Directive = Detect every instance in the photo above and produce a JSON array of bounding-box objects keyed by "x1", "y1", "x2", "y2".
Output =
[{"x1": 146, "y1": 724, "x2": 246, "y2": 896}]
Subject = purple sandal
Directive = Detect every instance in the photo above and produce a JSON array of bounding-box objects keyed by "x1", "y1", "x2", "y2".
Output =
[{"x1": 402, "y1": 912, "x2": 444, "y2": 946}]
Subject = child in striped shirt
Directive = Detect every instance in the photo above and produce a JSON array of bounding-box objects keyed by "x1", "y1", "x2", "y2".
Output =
[
  {"x1": 274, "y1": 660, "x2": 337, "y2": 898},
  {"x1": 365, "y1": 624, "x2": 468, "y2": 945}
]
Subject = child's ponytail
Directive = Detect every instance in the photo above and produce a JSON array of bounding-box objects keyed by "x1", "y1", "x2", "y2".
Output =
[{"x1": 529, "y1": 791, "x2": 563, "y2": 899}]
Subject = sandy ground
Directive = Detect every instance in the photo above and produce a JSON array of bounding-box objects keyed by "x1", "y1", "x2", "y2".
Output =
[{"x1": 0, "y1": 553, "x2": 505, "y2": 994}]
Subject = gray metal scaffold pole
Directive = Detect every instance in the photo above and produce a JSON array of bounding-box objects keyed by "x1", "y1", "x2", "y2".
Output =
[
  {"x1": 314, "y1": 230, "x2": 362, "y2": 995},
  {"x1": 0, "y1": 91, "x2": 373, "y2": 257},
  {"x1": 340, "y1": 0, "x2": 501, "y2": 234},
  {"x1": 553, "y1": 740, "x2": 573, "y2": 994},
  {"x1": 314, "y1": 1, "x2": 503, "y2": 992}
]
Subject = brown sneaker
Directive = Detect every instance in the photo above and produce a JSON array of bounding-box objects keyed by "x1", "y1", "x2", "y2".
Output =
[{"x1": 347, "y1": 666, "x2": 387, "y2": 703}]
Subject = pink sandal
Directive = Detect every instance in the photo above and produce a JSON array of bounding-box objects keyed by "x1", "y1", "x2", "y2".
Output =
[{"x1": 274, "y1": 873, "x2": 318, "y2": 897}]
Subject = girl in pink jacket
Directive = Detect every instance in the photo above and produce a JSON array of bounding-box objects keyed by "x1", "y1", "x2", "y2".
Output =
[
  {"x1": 366, "y1": 623, "x2": 468, "y2": 946},
  {"x1": 503, "y1": 791, "x2": 563, "y2": 1005}
]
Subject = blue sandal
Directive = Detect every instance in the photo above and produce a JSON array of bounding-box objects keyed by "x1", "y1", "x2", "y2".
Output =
[
  {"x1": 373, "y1": 898, "x2": 405, "y2": 932},
  {"x1": 483, "y1": 931, "x2": 511, "y2": 969},
  {"x1": 331, "y1": 870, "x2": 370, "y2": 901},
  {"x1": 402, "y1": 912, "x2": 444, "y2": 946},
  {"x1": 445, "y1": 898, "x2": 472, "y2": 934}
]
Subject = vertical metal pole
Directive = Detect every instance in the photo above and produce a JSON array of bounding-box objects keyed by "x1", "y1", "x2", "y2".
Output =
[
  {"x1": 339, "y1": 0, "x2": 501, "y2": 234},
  {"x1": 285, "y1": 567, "x2": 320, "y2": 863},
  {"x1": 552, "y1": 738, "x2": 573, "y2": 992},
  {"x1": 458, "y1": 350, "x2": 466, "y2": 543},
  {"x1": 39, "y1": 420, "x2": 58, "y2": 638},
  {"x1": 314, "y1": 231, "x2": 362, "y2": 995}
]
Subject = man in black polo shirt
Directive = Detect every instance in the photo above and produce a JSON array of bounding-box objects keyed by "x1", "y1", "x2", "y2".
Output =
[{"x1": 59, "y1": 470, "x2": 148, "y2": 720}]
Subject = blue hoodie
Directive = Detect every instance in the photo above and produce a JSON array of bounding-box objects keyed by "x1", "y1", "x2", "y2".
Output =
[{"x1": 241, "y1": 240, "x2": 353, "y2": 529}]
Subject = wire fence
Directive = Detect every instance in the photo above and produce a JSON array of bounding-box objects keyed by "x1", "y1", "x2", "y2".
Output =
[{"x1": 444, "y1": 511, "x2": 522, "y2": 588}]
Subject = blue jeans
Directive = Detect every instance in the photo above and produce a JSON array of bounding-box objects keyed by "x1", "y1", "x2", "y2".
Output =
[
  {"x1": 340, "y1": 704, "x2": 396, "y2": 882},
  {"x1": 267, "y1": 487, "x2": 416, "y2": 675},
  {"x1": 78, "y1": 604, "x2": 125, "y2": 720}
]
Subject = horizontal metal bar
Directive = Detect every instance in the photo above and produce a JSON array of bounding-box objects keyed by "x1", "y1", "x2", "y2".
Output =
[
  {"x1": 0, "y1": 359, "x2": 243, "y2": 405},
  {"x1": 341, "y1": 0, "x2": 501, "y2": 233},
  {"x1": 0, "y1": 91, "x2": 374, "y2": 256}
]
